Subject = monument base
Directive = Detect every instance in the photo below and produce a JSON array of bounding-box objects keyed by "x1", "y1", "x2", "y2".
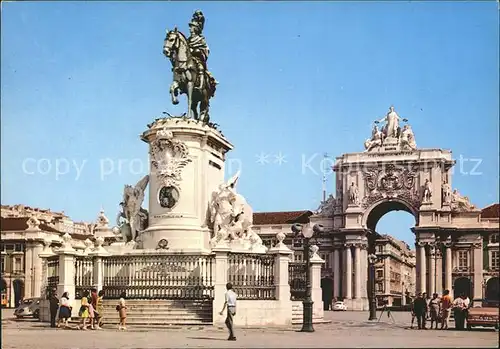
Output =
[{"x1": 139, "y1": 225, "x2": 212, "y2": 252}]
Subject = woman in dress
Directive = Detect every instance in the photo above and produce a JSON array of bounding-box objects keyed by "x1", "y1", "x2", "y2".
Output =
[
  {"x1": 96, "y1": 290, "x2": 105, "y2": 329},
  {"x1": 79, "y1": 290, "x2": 90, "y2": 330},
  {"x1": 117, "y1": 291, "x2": 127, "y2": 330},
  {"x1": 429, "y1": 293, "x2": 441, "y2": 329},
  {"x1": 57, "y1": 292, "x2": 72, "y2": 328}
]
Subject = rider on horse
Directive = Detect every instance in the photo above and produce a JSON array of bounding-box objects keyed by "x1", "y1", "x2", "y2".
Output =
[{"x1": 187, "y1": 11, "x2": 217, "y2": 96}]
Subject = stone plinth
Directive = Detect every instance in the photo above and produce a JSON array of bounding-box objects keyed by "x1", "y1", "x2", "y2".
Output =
[{"x1": 140, "y1": 118, "x2": 233, "y2": 252}]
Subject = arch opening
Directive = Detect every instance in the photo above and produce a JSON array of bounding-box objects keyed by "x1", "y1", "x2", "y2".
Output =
[
  {"x1": 485, "y1": 277, "x2": 499, "y2": 302},
  {"x1": 13, "y1": 279, "x2": 24, "y2": 308},
  {"x1": 453, "y1": 277, "x2": 472, "y2": 299}
]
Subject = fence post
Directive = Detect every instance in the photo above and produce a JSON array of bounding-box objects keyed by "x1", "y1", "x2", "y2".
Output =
[
  {"x1": 89, "y1": 237, "x2": 110, "y2": 292},
  {"x1": 57, "y1": 233, "x2": 77, "y2": 316},
  {"x1": 268, "y1": 232, "x2": 293, "y2": 325},
  {"x1": 309, "y1": 245, "x2": 325, "y2": 322},
  {"x1": 38, "y1": 238, "x2": 56, "y2": 323},
  {"x1": 212, "y1": 246, "x2": 230, "y2": 328}
]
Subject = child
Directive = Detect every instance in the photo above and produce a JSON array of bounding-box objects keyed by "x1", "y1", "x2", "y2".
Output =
[{"x1": 117, "y1": 291, "x2": 127, "y2": 330}]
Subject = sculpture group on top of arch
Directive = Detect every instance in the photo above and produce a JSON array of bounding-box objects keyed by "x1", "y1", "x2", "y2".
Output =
[{"x1": 364, "y1": 106, "x2": 417, "y2": 152}]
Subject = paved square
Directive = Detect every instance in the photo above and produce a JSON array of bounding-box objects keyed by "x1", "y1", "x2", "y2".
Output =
[{"x1": 2, "y1": 310, "x2": 498, "y2": 348}]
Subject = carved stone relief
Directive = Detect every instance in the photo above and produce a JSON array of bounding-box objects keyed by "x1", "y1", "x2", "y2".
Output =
[
  {"x1": 150, "y1": 127, "x2": 192, "y2": 189},
  {"x1": 361, "y1": 164, "x2": 420, "y2": 209}
]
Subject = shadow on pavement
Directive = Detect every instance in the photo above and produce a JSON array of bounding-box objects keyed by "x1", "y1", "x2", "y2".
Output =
[{"x1": 187, "y1": 336, "x2": 227, "y2": 341}]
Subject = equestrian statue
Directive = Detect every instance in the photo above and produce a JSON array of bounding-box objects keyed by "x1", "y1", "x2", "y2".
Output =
[{"x1": 163, "y1": 10, "x2": 218, "y2": 123}]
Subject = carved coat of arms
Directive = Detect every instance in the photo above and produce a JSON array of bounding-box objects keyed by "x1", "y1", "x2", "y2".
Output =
[
  {"x1": 149, "y1": 127, "x2": 192, "y2": 188},
  {"x1": 362, "y1": 164, "x2": 420, "y2": 208}
]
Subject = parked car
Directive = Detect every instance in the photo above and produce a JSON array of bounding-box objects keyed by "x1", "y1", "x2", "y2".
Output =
[
  {"x1": 14, "y1": 298, "x2": 41, "y2": 319},
  {"x1": 333, "y1": 301, "x2": 347, "y2": 311},
  {"x1": 466, "y1": 299, "x2": 499, "y2": 330}
]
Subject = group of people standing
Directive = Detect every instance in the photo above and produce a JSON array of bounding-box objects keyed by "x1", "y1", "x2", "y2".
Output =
[
  {"x1": 48, "y1": 288, "x2": 128, "y2": 330},
  {"x1": 411, "y1": 290, "x2": 470, "y2": 330},
  {"x1": 47, "y1": 288, "x2": 105, "y2": 330},
  {"x1": 77, "y1": 289, "x2": 105, "y2": 330}
]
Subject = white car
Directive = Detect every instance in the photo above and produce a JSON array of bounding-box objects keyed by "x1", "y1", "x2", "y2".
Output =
[{"x1": 333, "y1": 301, "x2": 347, "y2": 311}]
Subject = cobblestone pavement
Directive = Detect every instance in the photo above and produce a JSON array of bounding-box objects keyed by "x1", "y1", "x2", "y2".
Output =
[{"x1": 2, "y1": 309, "x2": 498, "y2": 348}]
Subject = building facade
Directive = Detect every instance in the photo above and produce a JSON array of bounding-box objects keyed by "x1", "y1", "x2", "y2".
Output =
[{"x1": 0, "y1": 205, "x2": 111, "y2": 308}]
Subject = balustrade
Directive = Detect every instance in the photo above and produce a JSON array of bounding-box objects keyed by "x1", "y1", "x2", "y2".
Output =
[
  {"x1": 102, "y1": 254, "x2": 214, "y2": 300},
  {"x1": 74, "y1": 256, "x2": 94, "y2": 298},
  {"x1": 227, "y1": 253, "x2": 276, "y2": 300},
  {"x1": 288, "y1": 261, "x2": 307, "y2": 301},
  {"x1": 45, "y1": 256, "x2": 59, "y2": 295}
]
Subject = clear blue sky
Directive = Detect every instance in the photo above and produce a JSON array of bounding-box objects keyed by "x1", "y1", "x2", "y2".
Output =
[{"x1": 1, "y1": 2, "x2": 498, "y2": 246}]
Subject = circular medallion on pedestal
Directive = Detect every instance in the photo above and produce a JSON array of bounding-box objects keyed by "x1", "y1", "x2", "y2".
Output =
[{"x1": 158, "y1": 186, "x2": 180, "y2": 209}]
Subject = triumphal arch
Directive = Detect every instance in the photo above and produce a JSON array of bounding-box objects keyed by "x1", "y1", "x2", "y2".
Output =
[{"x1": 312, "y1": 106, "x2": 497, "y2": 311}]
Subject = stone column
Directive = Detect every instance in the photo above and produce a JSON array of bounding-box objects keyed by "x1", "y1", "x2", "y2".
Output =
[
  {"x1": 435, "y1": 248, "x2": 443, "y2": 293},
  {"x1": 444, "y1": 244, "x2": 453, "y2": 294},
  {"x1": 333, "y1": 248, "x2": 340, "y2": 300},
  {"x1": 57, "y1": 233, "x2": 77, "y2": 317},
  {"x1": 417, "y1": 242, "x2": 427, "y2": 294},
  {"x1": 360, "y1": 246, "x2": 369, "y2": 310},
  {"x1": 89, "y1": 237, "x2": 110, "y2": 292},
  {"x1": 268, "y1": 235, "x2": 293, "y2": 326},
  {"x1": 343, "y1": 245, "x2": 352, "y2": 299},
  {"x1": 428, "y1": 246, "x2": 436, "y2": 295},
  {"x1": 354, "y1": 245, "x2": 361, "y2": 299},
  {"x1": 25, "y1": 241, "x2": 43, "y2": 298},
  {"x1": 212, "y1": 246, "x2": 230, "y2": 327},
  {"x1": 310, "y1": 247, "x2": 325, "y2": 321},
  {"x1": 472, "y1": 242, "x2": 483, "y2": 299}
]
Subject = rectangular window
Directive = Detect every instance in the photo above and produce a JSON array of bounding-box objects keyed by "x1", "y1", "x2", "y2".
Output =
[
  {"x1": 0, "y1": 257, "x2": 4, "y2": 273},
  {"x1": 377, "y1": 245, "x2": 383, "y2": 253},
  {"x1": 376, "y1": 283, "x2": 383, "y2": 292},
  {"x1": 492, "y1": 251, "x2": 499, "y2": 270},
  {"x1": 491, "y1": 234, "x2": 499, "y2": 244},
  {"x1": 14, "y1": 244, "x2": 24, "y2": 252},
  {"x1": 320, "y1": 253, "x2": 330, "y2": 270},
  {"x1": 292, "y1": 239, "x2": 303, "y2": 248},
  {"x1": 5, "y1": 244, "x2": 14, "y2": 252},
  {"x1": 294, "y1": 254, "x2": 303, "y2": 262},
  {"x1": 14, "y1": 257, "x2": 22, "y2": 272},
  {"x1": 376, "y1": 270, "x2": 383, "y2": 279},
  {"x1": 458, "y1": 251, "x2": 469, "y2": 269}
]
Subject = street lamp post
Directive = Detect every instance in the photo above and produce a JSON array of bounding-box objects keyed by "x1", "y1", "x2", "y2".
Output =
[
  {"x1": 368, "y1": 253, "x2": 378, "y2": 321},
  {"x1": 292, "y1": 223, "x2": 325, "y2": 333}
]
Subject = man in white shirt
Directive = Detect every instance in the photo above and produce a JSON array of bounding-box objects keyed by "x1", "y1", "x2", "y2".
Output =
[{"x1": 220, "y1": 282, "x2": 237, "y2": 341}]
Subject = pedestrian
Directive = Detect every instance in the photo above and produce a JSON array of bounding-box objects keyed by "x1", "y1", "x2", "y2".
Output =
[
  {"x1": 452, "y1": 293, "x2": 468, "y2": 330},
  {"x1": 429, "y1": 293, "x2": 441, "y2": 329},
  {"x1": 96, "y1": 290, "x2": 105, "y2": 329},
  {"x1": 413, "y1": 292, "x2": 427, "y2": 330},
  {"x1": 57, "y1": 292, "x2": 72, "y2": 328},
  {"x1": 440, "y1": 289, "x2": 452, "y2": 330},
  {"x1": 219, "y1": 282, "x2": 237, "y2": 341},
  {"x1": 48, "y1": 288, "x2": 59, "y2": 328},
  {"x1": 409, "y1": 297, "x2": 416, "y2": 329},
  {"x1": 90, "y1": 288, "x2": 99, "y2": 329},
  {"x1": 117, "y1": 291, "x2": 127, "y2": 330},
  {"x1": 423, "y1": 292, "x2": 430, "y2": 321},
  {"x1": 78, "y1": 290, "x2": 90, "y2": 330}
]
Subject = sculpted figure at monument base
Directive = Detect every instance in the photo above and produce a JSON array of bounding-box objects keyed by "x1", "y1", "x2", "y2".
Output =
[{"x1": 209, "y1": 171, "x2": 266, "y2": 252}]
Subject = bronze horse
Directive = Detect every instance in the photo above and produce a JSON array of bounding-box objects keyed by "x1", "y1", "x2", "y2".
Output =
[{"x1": 163, "y1": 28, "x2": 216, "y2": 123}]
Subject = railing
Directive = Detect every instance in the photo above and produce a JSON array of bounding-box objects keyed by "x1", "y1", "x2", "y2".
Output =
[
  {"x1": 45, "y1": 256, "x2": 59, "y2": 295},
  {"x1": 227, "y1": 253, "x2": 276, "y2": 300},
  {"x1": 75, "y1": 256, "x2": 94, "y2": 299},
  {"x1": 102, "y1": 254, "x2": 215, "y2": 300},
  {"x1": 288, "y1": 262, "x2": 306, "y2": 301}
]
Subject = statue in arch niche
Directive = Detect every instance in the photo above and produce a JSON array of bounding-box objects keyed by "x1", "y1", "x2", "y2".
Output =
[{"x1": 348, "y1": 182, "x2": 359, "y2": 206}]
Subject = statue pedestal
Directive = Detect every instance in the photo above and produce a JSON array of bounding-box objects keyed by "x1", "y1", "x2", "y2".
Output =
[
  {"x1": 140, "y1": 117, "x2": 233, "y2": 252},
  {"x1": 382, "y1": 137, "x2": 399, "y2": 152}
]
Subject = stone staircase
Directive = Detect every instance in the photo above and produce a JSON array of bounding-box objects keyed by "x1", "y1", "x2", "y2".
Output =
[
  {"x1": 75, "y1": 299, "x2": 213, "y2": 327},
  {"x1": 292, "y1": 301, "x2": 328, "y2": 324}
]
